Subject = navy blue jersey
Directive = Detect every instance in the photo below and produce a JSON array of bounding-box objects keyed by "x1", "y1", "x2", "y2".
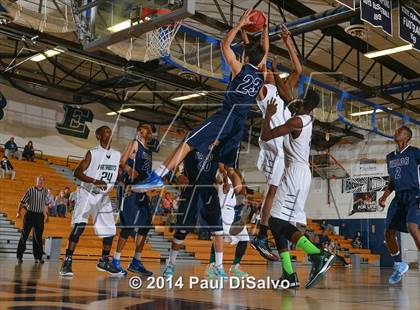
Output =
[
  {"x1": 386, "y1": 145, "x2": 420, "y2": 192},
  {"x1": 125, "y1": 140, "x2": 152, "y2": 184},
  {"x1": 222, "y1": 64, "x2": 264, "y2": 118},
  {"x1": 184, "y1": 150, "x2": 218, "y2": 185}
]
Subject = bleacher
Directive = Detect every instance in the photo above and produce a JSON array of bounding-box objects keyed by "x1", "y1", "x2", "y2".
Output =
[
  {"x1": 0, "y1": 152, "x2": 380, "y2": 266},
  {"x1": 0, "y1": 155, "x2": 161, "y2": 262}
]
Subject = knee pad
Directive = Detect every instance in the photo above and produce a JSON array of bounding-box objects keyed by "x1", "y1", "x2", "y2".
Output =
[
  {"x1": 68, "y1": 223, "x2": 86, "y2": 243},
  {"x1": 120, "y1": 227, "x2": 134, "y2": 239},
  {"x1": 102, "y1": 236, "x2": 114, "y2": 246},
  {"x1": 174, "y1": 229, "x2": 188, "y2": 242}
]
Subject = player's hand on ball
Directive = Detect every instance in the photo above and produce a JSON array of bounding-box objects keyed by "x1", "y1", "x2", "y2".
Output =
[
  {"x1": 267, "y1": 98, "x2": 277, "y2": 116},
  {"x1": 262, "y1": 12, "x2": 268, "y2": 28},
  {"x1": 93, "y1": 179, "x2": 107, "y2": 190},
  {"x1": 280, "y1": 24, "x2": 291, "y2": 41},
  {"x1": 238, "y1": 9, "x2": 256, "y2": 27}
]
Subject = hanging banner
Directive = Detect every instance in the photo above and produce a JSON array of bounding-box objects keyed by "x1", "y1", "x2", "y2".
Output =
[
  {"x1": 399, "y1": 1, "x2": 420, "y2": 51},
  {"x1": 335, "y1": 0, "x2": 356, "y2": 10},
  {"x1": 361, "y1": 0, "x2": 393, "y2": 35}
]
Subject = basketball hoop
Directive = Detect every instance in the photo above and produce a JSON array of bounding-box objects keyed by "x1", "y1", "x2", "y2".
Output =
[{"x1": 142, "y1": 8, "x2": 181, "y2": 61}]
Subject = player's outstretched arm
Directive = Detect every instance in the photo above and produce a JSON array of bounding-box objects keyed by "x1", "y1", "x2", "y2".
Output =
[
  {"x1": 282, "y1": 24, "x2": 302, "y2": 89},
  {"x1": 120, "y1": 140, "x2": 136, "y2": 170},
  {"x1": 272, "y1": 56, "x2": 293, "y2": 103},
  {"x1": 259, "y1": 12, "x2": 269, "y2": 67},
  {"x1": 260, "y1": 98, "x2": 302, "y2": 141},
  {"x1": 74, "y1": 151, "x2": 107, "y2": 189},
  {"x1": 221, "y1": 9, "x2": 254, "y2": 77}
]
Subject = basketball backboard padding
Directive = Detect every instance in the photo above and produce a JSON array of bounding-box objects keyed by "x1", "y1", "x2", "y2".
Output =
[{"x1": 84, "y1": 0, "x2": 195, "y2": 52}]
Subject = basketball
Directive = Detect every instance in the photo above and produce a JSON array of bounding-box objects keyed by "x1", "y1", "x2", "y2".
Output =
[{"x1": 242, "y1": 10, "x2": 265, "y2": 33}]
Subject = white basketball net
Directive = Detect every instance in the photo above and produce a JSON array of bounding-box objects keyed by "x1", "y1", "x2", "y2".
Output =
[{"x1": 144, "y1": 22, "x2": 181, "y2": 61}]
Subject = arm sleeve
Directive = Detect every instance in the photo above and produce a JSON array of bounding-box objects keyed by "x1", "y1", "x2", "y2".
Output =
[{"x1": 21, "y1": 189, "x2": 31, "y2": 204}]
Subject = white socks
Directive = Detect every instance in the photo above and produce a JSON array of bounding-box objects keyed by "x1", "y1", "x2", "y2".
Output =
[
  {"x1": 114, "y1": 252, "x2": 121, "y2": 260},
  {"x1": 155, "y1": 165, "x2": 170, "y2": 177},
  {"x1": 215, "y1": 252, "x2": 223, "y2": 267},
  {"x1": 168, "y1": 249, "x2": 179, "y2": 266},
  {"x1": 134, "y1": 252, "x2": 141, "y2": 260}
]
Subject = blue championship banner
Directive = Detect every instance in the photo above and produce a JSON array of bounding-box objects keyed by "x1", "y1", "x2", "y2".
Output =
[
  {"x1": 335, "y1": 0, "x2": 355, "y2": 10},
  {"x1": 361, "y1": 0, "x2": 393, "y2": 35},
  {"x1": 399, "y1": 1, "x2": 420, "y2": 51}
]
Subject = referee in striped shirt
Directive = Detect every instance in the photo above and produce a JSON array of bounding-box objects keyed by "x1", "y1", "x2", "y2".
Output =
[{"x1": 16, "y1": 175, "x2": 49, "y2": 263}]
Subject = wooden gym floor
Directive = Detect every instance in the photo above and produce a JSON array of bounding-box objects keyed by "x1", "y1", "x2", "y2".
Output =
[{"x1": 0, "y1": 259, "x2": 418, "y2": 309}]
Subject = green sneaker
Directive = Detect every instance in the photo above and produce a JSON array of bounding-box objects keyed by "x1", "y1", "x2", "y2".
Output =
[
  {"x1": 205, "y1": 263, "x2": 217, "y2": 279},
  {"x1": 305, "y1": 250, "x2": 336, "y2": 289},
  {"x1": 229, "y1": 264, "x2": 249, "y2": 278}
]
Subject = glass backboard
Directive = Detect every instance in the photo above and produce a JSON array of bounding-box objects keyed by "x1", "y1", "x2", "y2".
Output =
[{"x1": 82, "y1": 0, "x2": 194, "y2": 51}]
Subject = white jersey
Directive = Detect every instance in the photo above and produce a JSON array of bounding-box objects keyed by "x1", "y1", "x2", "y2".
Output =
[
  {"x1": 256, "y1": 84, "x2": 291, "y2": 154},
  {"x1": 216, "y1": 172, "x2": 236, "y2": 208},
  {"x1": 284, "y1": 115, "x2": 312, "y2": 167},
  {"x1": 81, "y1": 146, "x2": 121, "y2": 194}
]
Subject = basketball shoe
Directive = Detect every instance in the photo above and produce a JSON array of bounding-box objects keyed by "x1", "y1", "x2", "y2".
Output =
[
  {"x1": 250, "y1": 236, "x2": 279, "y2": 261},
  {"x1": 228, "y1": 264, "x2": 248, "y2": 277},
  {"x1": 109, "y1": 258, "x2": 128, "y2": 276},
  {"x1": 277, "y1": 270, "x2": 300, "y2": 289},
  {"x1": 389, "y1": 261, "x2": 409, "y2": 284},
  {"x1": 305, "y1": 250, "x2": 336, "y2": 289},
  {"x1": 59, "y1": 257, "x2": 73, "y2": 277},
  {"x1": 131, "y1": 171, "x2": 164, "y2": 192},
  {"x1": 128, "y1": 258, "x2": 153, "y2": 277},
  {"x1": 163, "y1": 264, "x2": 175, "y2": 278},
  {"x1": 97, "y1": 256, "x2": 121, "y2": 275}
]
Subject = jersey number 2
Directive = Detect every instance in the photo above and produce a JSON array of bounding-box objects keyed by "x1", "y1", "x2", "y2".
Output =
[
  {"x1": 394, "y1": 167, "x2": 401, "y2": 180},
  {"x1": 100, "y1": 171, "x2": 112, "y2": 183},
  {"x1": 236, "y1": 74, "x2": 262, "y2": 96}
]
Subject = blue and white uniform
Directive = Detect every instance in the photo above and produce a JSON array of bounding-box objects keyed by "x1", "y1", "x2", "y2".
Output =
[
  {"x1": 119, "y1": 140, "x2": 153, "y2": 236},
  {"x1": 176, "y1": 150, "x2": 223, "y2": 233},
  {"x1": 185, "y1": 64, "x2": 264, "y2": 165},
  {"x1": 385, "y1": 145, "x2": 420, "y2": 233}
]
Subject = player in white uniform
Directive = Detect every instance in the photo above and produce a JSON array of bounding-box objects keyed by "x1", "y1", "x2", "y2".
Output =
[
  {"x1": 260, "y1": 89, "x2": 336, "y2": 289},
  {"x1": 60, "y1": 126, "x2": 121, "y2": 277},
  {"x1": 209, "y1": 166, "x2": 250, "y2": 277},
  {"x1": 248, "y1": 25, "x2": 303, "y2": 261}
]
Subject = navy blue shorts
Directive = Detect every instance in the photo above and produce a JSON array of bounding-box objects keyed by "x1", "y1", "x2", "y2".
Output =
[
  {"x1": 216, "y1": 125, "x2": 244, "y2": 168},
  {"x1": 177, "y1": 184, "x2": 223, "y2": 233},
  {"x1": 386, "y1": 189, "x2": 420, "y2": 233},
  {"x1": 185, "y1": 109, "x2": 244, "y2": 155},
  {"x1": 118, "y1": 192, "x2": 152, "y2": 236}
]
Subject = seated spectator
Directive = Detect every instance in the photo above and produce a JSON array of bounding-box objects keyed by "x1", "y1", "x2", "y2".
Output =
[
  {"x1": 4, "y1": 137, "x2": 20, "y2": 160},
  {"x1": 55, "y1": 190, "x2": 68, "y2": 217},
  {"x1": 162, "y1": 192, "x2": 172, "y2": 214},
  {"x1": 0, "y1": 155, "x2": 16, "y2": 180},
  {"x1": 319, "y1": 229, "x2": 330, "y2": 249},
  {"x1": 22, "y1": 141, "x2": 35, "y2": 161},
  {"x1": 352, "y1": 231, "x2": 363, "y2": 248},
  {"x1": 328, "y1": 240, "x2": 337, "y2": 253},
  {"x1": 47, "y1": 188, "x2": 57, "y2": 217},
  {"x1": 68, "y1": 187, "x2": 78, "y2": 213}
]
